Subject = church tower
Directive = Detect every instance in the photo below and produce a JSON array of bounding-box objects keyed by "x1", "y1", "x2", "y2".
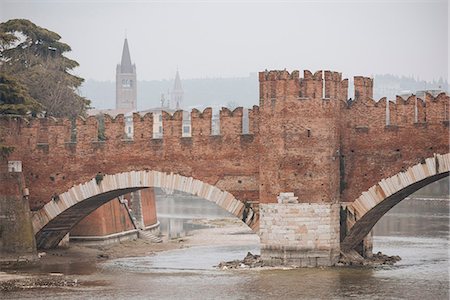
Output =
[
  {"x1": 171, "y1": 70, "x2": 184, "y2": 109},
  {"x1": 116, "y1": 38, "x2": 137, "y2": 111}
]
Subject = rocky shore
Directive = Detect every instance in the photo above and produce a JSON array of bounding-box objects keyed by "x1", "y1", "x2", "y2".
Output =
[
  {"x1": 337, "y1": 251, "x2": 401, "y2": 267},
  {"x1": 216, "y1": 252, "x2": 263, "y2": 269},
  {"x1": 216, "y1": 250, "x2": 401, "y2": 270},
  {"x1": 0, "y1": 273, "x2": 79, "y2": 292}
]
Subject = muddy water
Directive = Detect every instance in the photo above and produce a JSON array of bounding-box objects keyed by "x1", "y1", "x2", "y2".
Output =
[{"x1": 3, "y1": 194, "x2": 449, "y2": 299}]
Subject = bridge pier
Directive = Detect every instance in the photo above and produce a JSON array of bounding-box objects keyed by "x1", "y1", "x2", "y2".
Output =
[
  {"x1": 259, "y1": 203, "x2": 340, "y2": 267},
  {"x1": 0, "y1": 163, "x2": 37, "y2": 263}
]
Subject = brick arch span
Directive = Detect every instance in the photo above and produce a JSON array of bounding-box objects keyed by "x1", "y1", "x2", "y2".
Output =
[
  {"x1": 341, "y1": 153, "x2": 450, "y2": 253},
  {"x1": 31, "y1": 170, "x2": 258, "y2": 249}
]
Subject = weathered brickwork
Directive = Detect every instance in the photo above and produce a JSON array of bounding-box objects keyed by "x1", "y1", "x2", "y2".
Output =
[
  {"x1": 70, "y1": 187, "x2": 157, "y2": 238},
  {"x1": 70, "y1": 197, "x2": 135, "y2": 237},
  {"x1": 0, "y1": 69, "x2": 448, "y2": 258},
  {"x1": 0, "y1": 168, "x2": 36, "y2": 260}
]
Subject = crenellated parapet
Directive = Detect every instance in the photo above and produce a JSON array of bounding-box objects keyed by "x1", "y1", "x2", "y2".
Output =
[
  {"x1": 259, "y1": 69, "x2": 350, "y2": 111},
  {"x1": 220, "y1": 107, "x2": 243, "y2": 138},
  {"x1": 343, "y1": 91, "x2": 449, "y2": 130},
  {"x1": 353, "y1": 76, "x2": 373, "y2": 101},
  {"x1": 0, "y1": 104, "x2": 262, "y2": 161},
  {"x1": 132, "y1": 112, "x2": 153, "y2": 141},
  {"x1": 191, "y1": 107, "x2": 212, "y2": 137}
]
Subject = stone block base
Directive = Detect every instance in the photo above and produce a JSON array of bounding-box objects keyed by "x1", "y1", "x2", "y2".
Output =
[
  {"x1": 261, "y1": 245, "x2": 338, "y2": 267},
  {"x1": 260, "y1": 203, "x2": 340, "y2": 267}
]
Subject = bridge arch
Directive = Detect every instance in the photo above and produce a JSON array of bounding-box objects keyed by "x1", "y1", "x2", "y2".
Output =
[
  {"x1": 31, "y1": 170, "x2": 258, "y2": 249},
  {"x1": 341, "y1": 153, "x2": 449, "y2": 253}
]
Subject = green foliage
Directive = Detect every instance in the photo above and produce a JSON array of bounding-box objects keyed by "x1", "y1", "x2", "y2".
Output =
[
  {"x1": 0, "y1": 19, "x2": 90, "y2": 118},
  {"x1": 0, "y1": 145, "x2": 14, "y2": 158},
  {"x1": 96, "y1": 114, "x2": 106, "y2": 141},
  {"x1": 0, "y1": 73, "x2": 41, "y2": 115}
]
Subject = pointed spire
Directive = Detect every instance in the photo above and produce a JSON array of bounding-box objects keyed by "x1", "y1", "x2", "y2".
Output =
[
  {"x1": 173, "y1": 69, "x2": 183, "y2": 91},
  {"x1": 171, "y1": 70, "x2": 184, "y2": 109},
  {"x1": 120, "y1": 38, "x2": 133, "y2": 73}
]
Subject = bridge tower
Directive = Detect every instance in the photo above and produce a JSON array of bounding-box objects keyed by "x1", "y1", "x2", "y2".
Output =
[
  {"x1": 258, "y1": 70, "x2": 347, "y2": 266},
  {"x1": 116, "y1": 38, "x2": 137, "y2": 111}
]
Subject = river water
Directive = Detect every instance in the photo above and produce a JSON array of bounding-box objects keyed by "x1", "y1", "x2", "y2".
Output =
[{"x1": 3, "y1": 191, "x2": 449, "y2": 299}]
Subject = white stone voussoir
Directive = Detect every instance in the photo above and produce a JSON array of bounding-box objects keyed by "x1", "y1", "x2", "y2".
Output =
[{"x1": 32, "y1": 170, "x2": 250, "y2": 234}]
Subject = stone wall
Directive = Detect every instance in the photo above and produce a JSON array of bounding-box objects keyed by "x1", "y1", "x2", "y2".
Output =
[
  {"x1": 260, "y1": 203, "x2": 340, "y2": 267},
  {"x1": 0, "y1": 164, "x2": 36, "y2": 261}
]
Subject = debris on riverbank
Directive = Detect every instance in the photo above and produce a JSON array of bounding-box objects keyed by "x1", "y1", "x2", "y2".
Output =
[
  {"x1": 0, "y1": 273, "x2": 79, "y2": 292},
  {"x1": 216, "y1": 252, "x2": 263, "y2": 269},
  {"x1": 338, "y1": 251, "x2": 401, "y2": 267}
]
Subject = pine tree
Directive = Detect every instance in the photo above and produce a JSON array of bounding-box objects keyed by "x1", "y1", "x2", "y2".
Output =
[{"x1": 0, "y1": 19, "x2": 90, "y2": 118}]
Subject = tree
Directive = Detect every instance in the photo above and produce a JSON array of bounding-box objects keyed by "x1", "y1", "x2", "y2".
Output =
[
  {"x1": 0, "y1": 73, "x2": 41, "y2": 115},
  {"x1": 0, "y1": 19, "x2": 90, "y2": 118}
]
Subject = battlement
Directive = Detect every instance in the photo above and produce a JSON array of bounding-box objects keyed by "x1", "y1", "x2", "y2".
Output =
[
  {"x1": 259, "y1": 70, "x2": 300, "y2": 81},
  {"x1": 259, "y1": 69, "x2": 348, "y2": 107},
  {"x1": 1, "y1": 69, "x2": 448, "y2": 163},
  {"x1": 344, "y1": 91, "x2": 449, "y2": 130},
  {"x1": 353, "y1": 76, "x2": 373, "y2": 100},
  {"x1": 0, "y1": 105, "x2": 262, "y2": 157}
]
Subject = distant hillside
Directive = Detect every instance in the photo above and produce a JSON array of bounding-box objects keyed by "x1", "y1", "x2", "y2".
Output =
[
  {"x1": 79, "y1": 73, "x2": 448, "y2": 111},
  {"x1": 372, "y1": 74, "x2": 448, "y2": 100},
  {"x1": 80, "y1": 73, "x2": 259, "y2": 111}
]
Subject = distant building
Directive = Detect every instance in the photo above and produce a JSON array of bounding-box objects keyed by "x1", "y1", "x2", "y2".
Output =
[
  {"x1": 89, "y1": 39, "x2": 191, "y2": 140},
  {"x1": 116, "y1": 38, "x2": 137, "y2": 111},
  {"x1": 170, "y1": 70, "x2": 184, "y2": 110}
]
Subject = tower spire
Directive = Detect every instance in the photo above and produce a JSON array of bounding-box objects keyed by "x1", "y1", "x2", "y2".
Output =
[
  {"x1": 120, "y1": 38, "x2": 133, "y2": 73},
  {"x1": 171, "y1": 69, "x2": 184, "y2": 109}
]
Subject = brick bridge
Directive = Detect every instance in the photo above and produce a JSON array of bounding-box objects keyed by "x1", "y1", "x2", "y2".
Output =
[{"x1": 1, "y1": 69, "x2": 448, "y2": 266}]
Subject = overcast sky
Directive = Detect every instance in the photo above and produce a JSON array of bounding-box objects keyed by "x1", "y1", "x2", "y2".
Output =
[{"x1": 0, "y1": 0, "x2": 448, "y2": 82}]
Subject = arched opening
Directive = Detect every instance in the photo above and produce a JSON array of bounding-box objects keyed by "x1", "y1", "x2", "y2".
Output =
[
  {"x1": 341, "y1": 153, "x2": 449, "y2": 253},
  {"x1": 32, "y1": 171, "x2": 258, "y2": 249},
  {"x1": 372, "y1": 177, "x2": 448, "y2": 270},
  {"x1": 149, "y1": 188, "x2": 261, "y2": 269},
  {"x1": 373, "y1": 177, "x2": 449, "y2": 239}
]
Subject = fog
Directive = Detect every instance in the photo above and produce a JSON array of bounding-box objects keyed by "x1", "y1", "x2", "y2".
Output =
[{"x1": 0, "y1": 0, "x2": 448, "y2": 82}]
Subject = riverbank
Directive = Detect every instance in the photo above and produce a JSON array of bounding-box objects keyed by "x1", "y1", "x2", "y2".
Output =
[
  {"x1": 0, "y1": 216, "x2": 406, "y2": 292},
  {"x1": 0, "y1": 217, "x2": 256, "y2": 291}
]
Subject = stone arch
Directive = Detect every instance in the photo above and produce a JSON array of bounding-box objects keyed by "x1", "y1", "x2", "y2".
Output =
[
  {"x1": 32, "y1": 170, "x2": 258, "y2": 249},
  {"x1": 341, "y1": 153, "x2": 449, "y2": 253}
]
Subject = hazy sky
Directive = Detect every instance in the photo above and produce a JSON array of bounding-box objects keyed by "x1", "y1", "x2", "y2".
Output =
[{"x1": 0, "y1": 0, "x2": 448, "y2": 82}]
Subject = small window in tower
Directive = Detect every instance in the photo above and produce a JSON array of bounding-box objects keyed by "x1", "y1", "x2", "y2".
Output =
[
  {"x1": 159, "y1": 115, "x2": 162, "y2": 122},
  {"x1": 159, "y1": 126, "x2": 162, "y2": 133},
  {"x1": 122, "y1": 79, "x2": 131, "y2": 88},
  {"x1": 183, "y1": 126, "x2": 190, "y2": 134}
]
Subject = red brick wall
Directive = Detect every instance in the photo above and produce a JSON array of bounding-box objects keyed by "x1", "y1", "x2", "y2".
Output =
[
  {"x1": 141, "y1": 188, "x2": 157, "y2": 226},
  {"x1": 71, "y1": 198, "x2": 135, "y2": 236},
  {"x1": 70, "y1": 188, "x2": 157, "y2": 237},
  {"x1": 1, "y1": 69, "x2": 448, "y2": 218}
]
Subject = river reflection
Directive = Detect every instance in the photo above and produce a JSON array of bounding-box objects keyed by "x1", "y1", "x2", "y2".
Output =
[
  {"x1": 155, "y1": 189, "x2": 233, "y2": 240},
  {"x1": 3, "y1": 189, "x2": 449, "y2": 299}
]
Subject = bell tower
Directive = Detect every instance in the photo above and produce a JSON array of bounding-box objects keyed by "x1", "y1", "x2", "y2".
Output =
[
  {"x1": 116, "y1": 38, "x2": 137, "y2": 111},
  {"x1": 171, "y1": 70, "x2": 184, "y2": 109}
]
